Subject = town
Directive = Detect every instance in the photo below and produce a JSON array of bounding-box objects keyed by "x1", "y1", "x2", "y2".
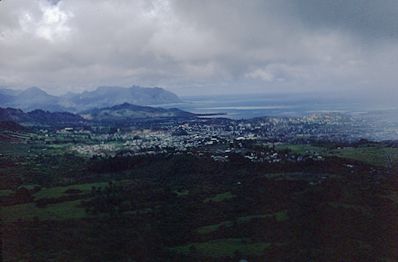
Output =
[{"x1": 22, "y1": 112, "x2": 387, "y2": 161}]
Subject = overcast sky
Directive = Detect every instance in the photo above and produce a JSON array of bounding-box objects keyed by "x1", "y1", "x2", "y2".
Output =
[{"x1": 0, "y1": 0, "x2": 398, "y2": 98}]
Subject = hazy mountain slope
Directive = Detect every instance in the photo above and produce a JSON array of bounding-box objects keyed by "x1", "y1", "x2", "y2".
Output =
[
  {"x1": 0, "y1": 102, "x2": 195, "y2": 126},
  {"x1": 0, "y1": 85, "x2": 182, "y2": 112},
  {"x1": 63, "y1": 86, "x2": 182, "y2": 111},
  {"x1": 0, "y1": 87, "x2": 62, "y2": 112},
  {"x1": 81, "y1": 103, "x2": 195, "y2": 122},
  {"x1": 0, "y1": 94, "x2": 13, "y2": 104},
  {"x1": 15, "y1": 87, "x2": 62, "y2": 111},
  {"x1": 0, "y1": 88, "x2": 20, "y2": 96}
]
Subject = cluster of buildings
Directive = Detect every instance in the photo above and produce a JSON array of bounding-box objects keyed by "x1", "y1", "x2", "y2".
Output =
[{"x1": 64, "y1": 113, "x2": 363, "y2": 160}]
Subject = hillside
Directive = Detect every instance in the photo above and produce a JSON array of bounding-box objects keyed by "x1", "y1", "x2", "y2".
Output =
[
  {"x1": 81, "y1": 103, "x2": 195, "y2": 122},
  {"x1": 0, "y1": 107, "x2": 86, "y2": 127},
  {"x1": 0, "y1": 121, "x2": 26, "y2": 132}
]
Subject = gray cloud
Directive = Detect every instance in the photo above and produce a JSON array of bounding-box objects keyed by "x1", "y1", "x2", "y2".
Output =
[
  {"x1": 0, "y1": 0, "x2": 397, "y2": 99},
  {"x1": 288, "y1": 0, "x2": 398, "y2": 41}
]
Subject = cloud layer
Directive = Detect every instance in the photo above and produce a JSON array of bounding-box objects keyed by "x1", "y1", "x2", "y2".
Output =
[{"x1": 0, "y1": 0, "x2": 398, "y2": 98}]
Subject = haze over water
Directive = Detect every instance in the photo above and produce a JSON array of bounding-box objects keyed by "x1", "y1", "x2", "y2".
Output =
[
  {"x1": 171, "y1": 94, "x2": 398, "y2": 120},
  {"x1": 160, "y1": 93, "x2": 398, "y2": 141}
]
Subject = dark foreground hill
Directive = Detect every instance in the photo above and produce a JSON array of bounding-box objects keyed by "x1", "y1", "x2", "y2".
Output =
[
  {"x1": 0, "y1": 107, "x2": 86, "y2": 127},
  {"x1": 0, "y1": 121, "x2": 26, "y2": 132}
]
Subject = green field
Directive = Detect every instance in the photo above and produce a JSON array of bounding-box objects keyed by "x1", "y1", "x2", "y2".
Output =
[
  {"x1": 1, "y1": 200, "x2": 87, "y2": 222},
  {"x1": 174, "y1": 189, "x2": 189, "y2": 196},
  {"x1": 276, "y1": 143, "x2": 398, "y2": 167},
  {"x1": 196, "y1": 211, "x2": 288, "y2": 235},
  {"x1": 1, "y1": 180, "x2": 133, "y2": 223},
  {"x1": 330, "y1": 147, "x2": 398, "y2": 167},
  {"x1": 0, "y1": 143, "x2": 34, "y2": 157},
  {"x1": 34, "y1": 181, "x2": 110, "y2": 199},
  {"x1": 170, "y1": 238, "x2": 272, "y2": 257},
  {"x1": 276, "y1": 144, "x2": 326, "y2": 155},
  {"x1": 0, "y1": 189, "x2": 13, "y2": 197},
  {"x1": 0, "y1": 142, "x2": 72, "y2": 157},
  {"x1": 204, "y1": 191, "x2": 236, "y2": 203}
]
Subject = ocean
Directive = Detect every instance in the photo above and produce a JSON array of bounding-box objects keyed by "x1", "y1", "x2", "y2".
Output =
[{"x1": 160, "y1": 93, "x2": 398, "y2": 140}]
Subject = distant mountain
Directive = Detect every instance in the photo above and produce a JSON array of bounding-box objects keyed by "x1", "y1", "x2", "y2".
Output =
[
  {"x1": 0, "y1": 102, "x2": 195, "y2": 127},
  {"x1": 81, "y1": 103, "x2": 195, "y2": 122},
  {"x1": 0, "y1": 88, "x2": 20, "y2": 105},
  {"x1": 61, "y1": 85, "x2": 182, "y2": 111},
  {"x1": 12, "y1": 87, "x2": 61, "y2": 111},
  {"x1": 0, "y1": 88, "x2": 20, "y2": 96},
  {"x1": 0, "y1": 93, "x2": 13, "y2": 104},
  {"x1": 0, "y1": 87, "x2": 62, "y2": 112},
  {"x1": 0, "y1": 85, "x2": 182, "y2": 112},
  {"x1": 0, "y1": 107, "x2": 86, "y2": 127}
]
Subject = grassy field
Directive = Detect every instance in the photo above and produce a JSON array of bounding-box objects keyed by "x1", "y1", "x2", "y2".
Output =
[
  {"x1": 174, "y1": 189, "x2": 189, "y2": 196},
  {"x1": 0, "y1": 189, "x2": 13, "y2": 197},
  {"x1": 1, "y1": 200, "x2": 87, "y2": 222},
  {"x1": 330, "y1": 147, "x2": 398, "y2": 167},
  {"x1": 197, "y1": 223, "x2": 228, "y2": 235},
  {"x1": 0, "y1": 143, "x2": 34, "y2": 157},
  {"x1": 1, "y1": 180, "x2": 133, "y2": 223},
  {"x1": 34, "y1": 181, "x2": 110, "y2": 199},
  {"x1": 0, "y1": 142, "x2": 72, "y2": 157},
  {"x1": 276, "y1": 143, "x2": 398, "y2": 167},
  {"x1": 170, "y1": 238, "x2": 271, "y2": 257},
  {"x1": 196, "y1": 211, "x2": 288, "y2": 235},
  {"x1": 204, "y1": 192, "x2": 236, "y2": 203},
  {"x1": 276, "y1": 144, "x2": 326, "y2": 155},
  {"x1": 328, "y1": 202, "x2": 369, "y2": 212}
]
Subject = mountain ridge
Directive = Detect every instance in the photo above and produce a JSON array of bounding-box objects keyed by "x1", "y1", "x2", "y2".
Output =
[
  {"x1": 0, "y1": 107, "x2": 86, "y2": 127},
  {"x1": 81, "y1": 102, "x2": 195, "y2": 122},
  {"x1": 0, "y1": 85, "x2": 182, "y2": 112},
  {"x1": 0, "y1": 102, "x2": 196, "y2": 127}
]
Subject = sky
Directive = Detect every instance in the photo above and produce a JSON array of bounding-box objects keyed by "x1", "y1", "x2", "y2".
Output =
[{"x1": 0, "y1": 0, "x2": 398, "y2": 99}]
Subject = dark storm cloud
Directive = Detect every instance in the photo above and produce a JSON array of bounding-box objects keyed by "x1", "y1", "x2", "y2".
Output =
[
  {"x1": 0, "y1": 0, "x2": 397, "y2": 98},
  {"x1": 47, "y1": 0, "x2": 61, "y2": 5},
  {"x1": 288, "y1": 0, "x2": 398, "y2": 41}
]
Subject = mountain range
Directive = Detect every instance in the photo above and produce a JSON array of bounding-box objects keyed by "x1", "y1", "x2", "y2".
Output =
[
  {"x1": 81, "y1": 103, "x2": 195, "y2": 122},
  {"x1": 0, "y1": 102, "x2": 196, "y2": 127},
  {"x1": 0, "y1": 85, "x2": 182, "y2": 112}
]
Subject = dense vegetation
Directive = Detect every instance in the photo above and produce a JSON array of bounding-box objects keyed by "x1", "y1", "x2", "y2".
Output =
[{"x1": 1, "y1": 137, "x2": 398, "y2": 261}]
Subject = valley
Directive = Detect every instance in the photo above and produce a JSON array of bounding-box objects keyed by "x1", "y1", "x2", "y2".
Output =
[{"x1": 1, "y1": 108, "x2": 397, "y2": 261}]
